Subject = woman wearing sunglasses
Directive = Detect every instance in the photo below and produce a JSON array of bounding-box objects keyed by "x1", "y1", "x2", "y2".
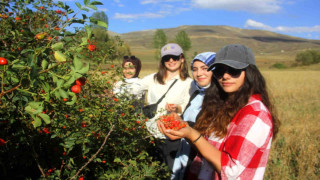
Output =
[
  {"x1": 133, "y1": 43, "x2": 193, "y2": 171},
  {"x1": 158, "y1": 44, "x2": 280, "y2": 179}
]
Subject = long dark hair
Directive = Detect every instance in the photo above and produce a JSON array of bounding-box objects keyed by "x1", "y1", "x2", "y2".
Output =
[
  {"x1": 194, "y1": 64, "x2": 280, "y2": 139},
  {"x1": 154, "y1": 54, "x2": 189, "y2": 84}
]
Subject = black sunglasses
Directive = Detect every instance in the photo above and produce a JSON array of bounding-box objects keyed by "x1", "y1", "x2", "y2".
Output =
[
  {"x1": 162, "y1": 55, "x2": 180, "y2": 62},
  {"x1": 213, "y1": 65, "x2": 244, "y2": 79},
  {"x1": 123, "y1": 55, "x2": 136, "y2": 60}
]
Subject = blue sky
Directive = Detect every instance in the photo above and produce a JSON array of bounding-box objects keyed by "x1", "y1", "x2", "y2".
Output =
[{"x1": 60, "y1": 0, "x2": 320, "y2": 40}]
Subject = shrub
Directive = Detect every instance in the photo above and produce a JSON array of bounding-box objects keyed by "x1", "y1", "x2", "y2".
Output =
[
  {"x1": 0, "y1": 0, "x2": 168, "y2": 179},
  {"x1": 295, "y1": 50, "x2": 320, "y2": 65},
  {"x1": 271, "y1": 63, "x2": 286, "y2": 69}
]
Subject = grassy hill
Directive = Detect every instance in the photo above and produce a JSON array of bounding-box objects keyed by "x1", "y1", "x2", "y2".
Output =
[{"x1": 111, "y1": 25, "x2": 320, "y2": 71}]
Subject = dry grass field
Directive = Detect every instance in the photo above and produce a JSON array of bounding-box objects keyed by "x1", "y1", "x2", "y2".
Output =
[{"x1": 263, "y1": 70, "x2": 320, "y2": 179}]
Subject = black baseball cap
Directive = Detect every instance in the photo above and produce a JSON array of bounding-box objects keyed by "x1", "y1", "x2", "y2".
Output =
[{"x1": 208, "y1": 44, "x2": 256, "y2": 70}]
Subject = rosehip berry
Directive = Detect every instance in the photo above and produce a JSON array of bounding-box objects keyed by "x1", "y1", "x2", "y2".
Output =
[
  {"x1": 0, "y1": 57, "x2": 8, "y2": 65},
  {"x1": 71, "y1": 85, "x2": 81, "y2": 94}
]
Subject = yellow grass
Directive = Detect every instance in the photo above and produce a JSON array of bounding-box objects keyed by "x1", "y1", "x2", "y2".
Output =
[{"x1": 263, "y1": 70, "x2": 320, "y2": 179}]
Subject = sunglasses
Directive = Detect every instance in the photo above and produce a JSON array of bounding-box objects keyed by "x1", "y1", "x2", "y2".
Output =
[
  {"x1": 123, "y1": 55, "x2": 136, "y2": 60},
  {"x1": 213, "y1": 65, "x2": 244, "y2": 79},
  {"x1": 162, "y1": 55, "x2": 180, "y2": 62}
]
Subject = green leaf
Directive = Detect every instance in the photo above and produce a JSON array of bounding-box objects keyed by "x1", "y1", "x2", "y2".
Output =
[
  {"x1": 84, "y1": 0, "x2": 90, "y2": 5},
  {"x1": 97, "y1": 20, "x2": 108, "y2": 29},
  {"x1": 33, "y1": 117, "x2": 42, "y2": 128},
  {"x1": 51, "y1": 42, "x2": 64, "y2": 50},
  {"x1": 33, "y1": 1, "x2": 40, "y2": 6},
  {"x1": 75, "y1": 2, "x2": 81, "y2": 8},
  {"x1": 59, "y1": 88, "x2": 69, "y2": 98},
  {"x1": 63, "y1": 76, "x2": 76, "y2": 88},
  {"x1": 77, "y1": 64, "x2": 89, "y2": 74},
  {"x1": 87, "y1": 5, "x2": 97, "y2": 10},
  {"x1": 54, "y1": 90, "x2": 61, "y2": 99},
  {"x1": 85, "y1": 25, "x2": 92, "y2": 39},
  {"x1": 81, "y1": 37, "x2": 88, "y2": 46},
  {"x1": 54, "y1": 51, "x2": 66, "y2": 62},
  {"x1": 25, "y1": 102, "x2": 43, "y2": 115},
  {"x1": 70, "y1": 158, "x2": 75, "y2": 165},
  {"x1": 51, "y1": 134, "x2": 57, "y2": 138},
  {"x1": 41, "y1": 60, "x2": 48, "y2": 70},
  {"x1": 67, "y1": 9, "x2": 74, "y2": 14},
  {"x1": 41, "y1": 82, "x2": 50, "y2": 93},
  {"x1": 90, "y1": 1, "x2": 103, "y2": 5},
  {"x1": 12, "y1": 64, "x2": 27, "y2": 70},
  {"x1": 57, "y1": 1, "x2": 64, "y2": 8},
  {"x1": 81, "y1": 8, "x2": 89, "y2": 12},
  {"x1": 11, "y1": 59, "x2": 20, "y2": 64},
  {"x1": 129, "y1": 160, "x2": 137, "y2": 166},
  {"x1": 73, "y1": 57, "x2": 83, "y2": 70},
  {"x1": 66, "y1": 93, "x2": 77, "y2": 105},
  {"x1": 57, "y1": 79, "x2": 65, "y2": 88},
  {"x1": 114, "y1": 158, "x2": 121, "y2": 163},
  {"x1": 95, "y1": 158, "x2": 102, "y2": 163},
  {"x1": 39, "y1": 113, "x2": 51, "y2": 124},
  {"x1": 82, "y1": 14, "x2": 87, "y2": 20}
]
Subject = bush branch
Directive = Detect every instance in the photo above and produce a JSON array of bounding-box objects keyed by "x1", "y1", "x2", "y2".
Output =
[
  {"x1": 0, "y1": 84, "x2": 21, "y2": 104},
  {"x1": 70, "y1": 124, "x2": 115, "y2": 180}
]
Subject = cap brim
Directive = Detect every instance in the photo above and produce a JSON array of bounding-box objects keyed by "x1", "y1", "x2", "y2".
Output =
[
  {"x1": 208, "y1": 60, "x2": 249, "y2": 71},
  {"x1": 161, "y1": 52, "x2": 182, "y2": 58}
]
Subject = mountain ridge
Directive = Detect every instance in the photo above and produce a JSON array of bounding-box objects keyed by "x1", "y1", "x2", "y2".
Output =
[{"x1": 109, "y1": 25, "x2": 320, "y2": 68}]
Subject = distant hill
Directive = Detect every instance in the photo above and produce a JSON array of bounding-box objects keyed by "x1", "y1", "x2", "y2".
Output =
[{"x1": 110, "y1": 25, "x2": 320, "y2": 68}]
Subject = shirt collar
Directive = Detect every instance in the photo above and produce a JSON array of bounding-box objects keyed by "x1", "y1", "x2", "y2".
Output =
[{"x1": 193, "y1": 81, "x2": 210, "y2": 94}]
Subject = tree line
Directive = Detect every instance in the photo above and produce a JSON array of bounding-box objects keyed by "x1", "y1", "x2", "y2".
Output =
[{"x1": 153, "y1": 29, "x2": 191, "y2": 60}]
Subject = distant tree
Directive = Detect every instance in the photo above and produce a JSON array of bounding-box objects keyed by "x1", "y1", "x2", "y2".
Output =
[
  {"x1": 92, "y1": 28, "x2": 109, "y2": 42},
  {"x1": 87, "y1": 11, "x2": 130, "y2": 65},
  {"x1": 90, "y1": 11, "x2": 109, "y2": 30},
  {"x1": 153, "y1": 29, "x2": 167, "y2": 49},
  {"x1": 89, "y1": 11, "x2": 109, "y2": 42},
  {"x1": 175, "y1": 30, "x2": 191, "y2": 52},
  {"x1": 295, "y1": 50, "x2": 320, "y2": 65},
  {"x1": 153, "y1": 29, "x2": 167, "y2": 60}
]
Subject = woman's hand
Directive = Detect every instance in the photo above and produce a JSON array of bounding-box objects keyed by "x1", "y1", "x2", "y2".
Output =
[
  {"x1": 165, "y1": 103, "x2": 182, "y2": 113},
  {"x1": 157, "y1": 119, "x2": 192, "y2": 141}
]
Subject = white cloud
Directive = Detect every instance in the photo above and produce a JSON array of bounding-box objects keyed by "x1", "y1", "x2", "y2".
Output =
[
  {"x1": 191, "y1": 0, "x2": 281, "y2": 14},
  {"x1": 114, "y1": 12, "x2": 164, "y2": 21},
  {"x1": 98, "y1": 8, "x2": 108, "y2": 12},
  {"x1": 244, "y1": 19, "x2": 274, "y2": 31},
  {"x1": 244, "y1": 19, "x2": 320, "y2": 33}
]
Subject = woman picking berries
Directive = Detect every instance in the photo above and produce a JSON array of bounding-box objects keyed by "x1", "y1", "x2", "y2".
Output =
[
  {"x1": 158, "y1": 44, "x2": 280, "y2": 179},
  {"x1": 171, "y1": 52, "x2": 216, "y2": 179},
  {"x1": 132, "y1": 43, "x2": 192, "y2": 171}
]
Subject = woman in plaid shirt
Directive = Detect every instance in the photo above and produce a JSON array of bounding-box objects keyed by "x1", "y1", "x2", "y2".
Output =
[{"x1": 158, "y1": 44, "x2": 280, "y2": 179}]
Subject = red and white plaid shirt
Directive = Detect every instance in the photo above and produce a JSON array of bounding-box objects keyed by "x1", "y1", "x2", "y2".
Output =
[{"x1": 189, "y1": 94, "x2": 273, "y2": 180}]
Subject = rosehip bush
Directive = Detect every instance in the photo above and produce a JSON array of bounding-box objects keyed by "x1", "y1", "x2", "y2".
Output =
[{"x1": 0, "y1": 0, "x2": 168, "y2": 179}]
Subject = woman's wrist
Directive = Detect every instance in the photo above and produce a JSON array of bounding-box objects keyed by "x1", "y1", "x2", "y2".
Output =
[{"x1": 188, "y1": 128, "x2": 201, "y2": 143}]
